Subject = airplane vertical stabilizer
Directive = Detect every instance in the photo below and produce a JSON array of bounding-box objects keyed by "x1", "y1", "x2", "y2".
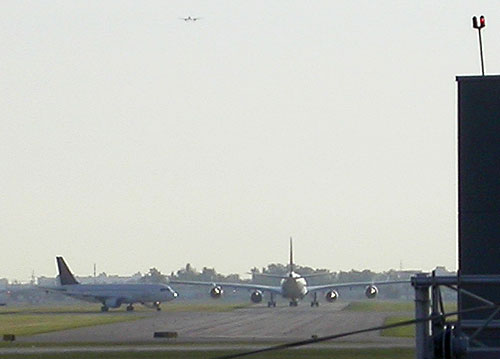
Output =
[
  {"x1": 56, "y1": 257, "x2": 79, "y2": 285},
  {"x1": 289, "y1": 237, "x2": 294, "y2": 273}
]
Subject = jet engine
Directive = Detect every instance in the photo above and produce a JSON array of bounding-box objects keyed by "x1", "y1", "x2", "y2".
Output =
[
  {"x1": 365, "y1": 285, "x2": 378, "y2": 299},
  {"x1": 210, "y1": 286, "x2": 224, "y2": 299},
  {"x1": 104, "y1": 298, "x2": 122, "y2": 308},
  {"x1": 325, "y1": 290, "x2": 339, "y2": 303},
  {"x1": 250, "y1": 290, "x2": 263, "y2": 303}
]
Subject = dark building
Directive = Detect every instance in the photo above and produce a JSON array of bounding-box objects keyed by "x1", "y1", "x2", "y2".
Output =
[{"x1": 458, "y1": 75, "x2": 500, "y2": 345}]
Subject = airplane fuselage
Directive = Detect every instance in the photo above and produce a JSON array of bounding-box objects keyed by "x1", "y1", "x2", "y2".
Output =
[
  {"x1": 59, "y1": 283, "x2": 177, "y2": 307},
  {"x1": 280, "y1": 272, "x2": 307, "y2": 301}
]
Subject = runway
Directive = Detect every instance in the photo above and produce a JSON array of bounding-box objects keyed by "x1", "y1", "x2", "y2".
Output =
[{"x1": 16, "y1": 302, "x2": 413, "y2": 347}]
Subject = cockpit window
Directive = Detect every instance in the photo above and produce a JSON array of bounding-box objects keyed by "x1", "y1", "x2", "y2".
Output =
[{"x1": 160, "y1": 288, "x2": 168, "y2": 291}]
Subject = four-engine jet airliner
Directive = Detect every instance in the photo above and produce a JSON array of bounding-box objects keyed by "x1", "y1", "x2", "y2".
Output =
[
  {"x1": 170, "y1": 239, "x2": 408, "y2": 307},
  {"x1": 45, "y1": 257, "x2": 178, "y2": 312}
]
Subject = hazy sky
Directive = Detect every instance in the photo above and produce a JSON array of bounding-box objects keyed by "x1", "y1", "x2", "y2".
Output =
[{"x1": 2, "y1": 1, "x2": 500, "y2": 280}]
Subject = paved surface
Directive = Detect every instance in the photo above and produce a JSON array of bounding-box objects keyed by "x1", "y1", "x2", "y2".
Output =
[{"x1": 16, "y1": 302, "x2": 413, "y2": 347}]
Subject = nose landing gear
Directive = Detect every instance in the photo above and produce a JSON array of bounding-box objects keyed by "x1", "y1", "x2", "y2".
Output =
[
  {"x1": 267, "y1": 293, "x2": 276, "y2": 307},
  {"x1": 311, "y1": 292, "x2": 319, "y2": 307}
]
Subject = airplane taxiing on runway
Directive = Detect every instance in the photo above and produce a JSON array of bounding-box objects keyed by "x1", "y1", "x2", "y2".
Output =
[
  {"x1": 44, "y1": 257, "x2": 178, "y2": 312},
  {"x1": 170, "y1": 238, "x2": 408, "y2": 307}
]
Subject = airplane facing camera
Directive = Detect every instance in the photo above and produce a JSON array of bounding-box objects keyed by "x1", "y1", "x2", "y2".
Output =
[{"x1": 170, "y1": 238, "x2": 408, "y2": 307}]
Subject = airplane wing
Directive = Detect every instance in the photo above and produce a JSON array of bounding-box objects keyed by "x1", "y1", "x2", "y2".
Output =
[
  {"x1": 307, "y1": 279, "x2": 409, "y2": 292},
  {"x1": 169, "y1": 280, "x2": 283, "y2": 295},
  {"x1": 251, "y1": 272, "x2": 330, "y2": 280}
]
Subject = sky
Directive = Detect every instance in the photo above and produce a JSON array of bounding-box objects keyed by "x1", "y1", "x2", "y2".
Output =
[{"x1": 2, "y1": 1, "x2": 500, "y2": 281}]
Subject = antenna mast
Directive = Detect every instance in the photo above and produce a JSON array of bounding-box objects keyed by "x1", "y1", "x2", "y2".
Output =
[{"x1": 472, "y1": 15, "x2": 486, "y2": 76}]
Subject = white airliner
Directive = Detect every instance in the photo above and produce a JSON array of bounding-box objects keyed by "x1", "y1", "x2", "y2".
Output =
[
  {"x1": 170, "y1": 239, "x2": 408, "y2": 307},
  {"x1": 45, "y1": 257, "x2": 178, "y2": 312}
]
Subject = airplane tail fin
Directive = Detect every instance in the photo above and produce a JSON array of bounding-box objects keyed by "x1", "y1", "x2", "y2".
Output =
[
  {"x1": 56, "y1": 257, "x2": 79, "y2": 285},
  {"x1": 289, "y1": 237, "x2": 294, "y2": 273}
]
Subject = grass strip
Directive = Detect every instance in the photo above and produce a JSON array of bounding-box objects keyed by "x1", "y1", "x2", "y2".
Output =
[
  {"x1": 0, "y1": 314, "x2": 145, "y2": 336},
  {"x1": 0, "y1": 303, "x2": 250, "y2": 315},
  {"x1": 0, "y1": 348, "x2": 415, "y2": 359},
  {"x1": 344, "y1": 301, "x2": 456, "y2": 313},
  {"x1": 381, "y1": 316, "x2": 414, "y2": 338}
]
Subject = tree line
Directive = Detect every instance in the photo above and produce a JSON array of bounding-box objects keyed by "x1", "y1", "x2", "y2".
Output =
[{"x1": 139, "y1": 263, "x2": 434, "y2": 285}]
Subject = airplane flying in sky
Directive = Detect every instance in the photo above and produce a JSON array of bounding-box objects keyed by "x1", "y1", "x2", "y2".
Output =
[
  {"x1": 45, "y1": 257, "x2": 178, "y2": 312},
  {"x1": 170, "y1": 239, "x2": 408, "y2": 307},
  {"x1": 179, "y1": 16, "x2": 202, "y2": 21}
]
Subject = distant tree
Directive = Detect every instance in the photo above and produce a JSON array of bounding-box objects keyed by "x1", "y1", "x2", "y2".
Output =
[
  {"x1": 295, "y1": 265, "x2": 316, "y2": 276},
  {"x1": 175, "y1": 263, "x2": 199, "y2": 281},
  {"x1": 264, "y1": 263, "x2": 287, "y2": 275},
  {"x1": 225, "y1": 274, "x2": 241, "y2": 282},
  {"x1": 169, "y1": 264, "x2": 244, "y2": 283},
  {"x1": 250, "y1": 267, "x2": 260, "y2": 282},
  {"x1": 200, "y1": 267, "x2": 217, "y2": 281},
  {"x1": 141, "y1": 267, "x2": 167, "y2": 284},
  {"x1": 337, "y1": 269, "x2": 376, "y2": 283}
]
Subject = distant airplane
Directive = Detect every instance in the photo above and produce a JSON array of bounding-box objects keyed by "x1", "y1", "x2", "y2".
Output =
[
  {"x1": 44, "y1": 257, "x2": 178, "y2": 312},
  {"x1": 170, "y1": 238, "x2": 408, "y2": 307},
  {"x1": 179, "y1": 16, "x2": 202, "y2": 22}
]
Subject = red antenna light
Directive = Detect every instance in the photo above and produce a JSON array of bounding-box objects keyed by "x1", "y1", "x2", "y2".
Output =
[{"x1": 472, "y1": 16, "x2": 486, "y2": 29}]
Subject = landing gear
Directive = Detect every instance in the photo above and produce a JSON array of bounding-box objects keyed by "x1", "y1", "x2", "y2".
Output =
[
  {"x1": 311, "y1": 292, "x2": 319, "y2": 307},
  {"x1": 289, "y1": 300, "x2": 298, "y2": 307},
  {"x1": 154, "y1": 301, "x2": 162, "y2": 311},
  {"x1": 126, "y1": 304, "x2": 134, "y2": 312},
  {"x1": 267, "y1": 293, "x2": 276, "y2": 308},
  {"x1": 101, "y1": 305, "x2": 109, "y2": 312}
]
